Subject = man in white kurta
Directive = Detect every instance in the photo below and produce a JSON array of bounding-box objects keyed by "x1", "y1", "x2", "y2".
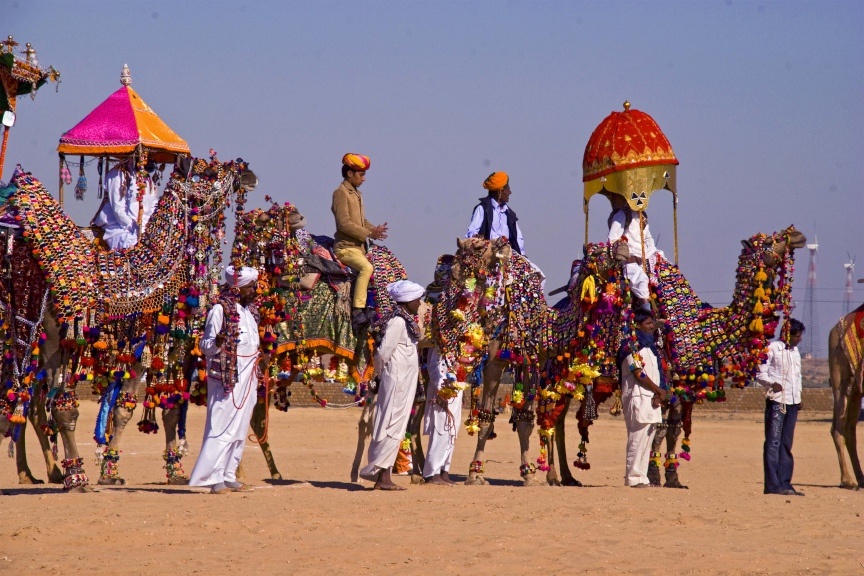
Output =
[
  {"x1": 620, "y1": 310, "x2": 665, "y2": 487},
  {"x1": 189, "y1": 266, "x2": 261, "y2": 494},
  {"x1": 92, "y1": 159, "x2": 160, "y2": 250},
  {"x1": 359, "y1": 280, "x2": 424, "y2": 490},
  {"x1": 606, "y1": 193, "x2": 665, "y2": 310},
  {"x1": 422, "y1": 346, "x2": 462, "y2": 485}
]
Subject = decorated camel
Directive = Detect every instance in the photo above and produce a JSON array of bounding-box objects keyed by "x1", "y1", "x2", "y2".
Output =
[
  {"x1": 544, "y1": 225, "x2": 806, "y2": 488},
  {"x1": 229, "y1": 200, "x2": 408, "y2": 481},
  {"x1": 0, "y1": 156, "x2": 256, "y2": 490},
  {"x1": 428, "y1": 236, "x2": 553, "y2": 486},
  {"x1": 827, "y1": 296, "x2": 864, "y2": 489}
]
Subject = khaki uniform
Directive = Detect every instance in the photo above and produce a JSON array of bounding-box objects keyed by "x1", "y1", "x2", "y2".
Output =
[{"x1": 332, "y1": 181, "x2": 375, "y2": 308}]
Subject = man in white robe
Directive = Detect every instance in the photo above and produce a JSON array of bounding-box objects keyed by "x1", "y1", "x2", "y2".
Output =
[
  {"x1": 189, "y1": 266, "x2": 262, "y2": 494},
  {"x1": 359, "y1": 280, "x2": 424, "y2": 490},
  {"x1": 92, "y1": 159, "x2": 160, "y2": 250},
  {"x1": 422, "y1": 346, "x2": 462, "y2": 485},
  {"x1": 605, "y1": 192, "x2": 665, "y2": 311},
  {"x1": 620, "y1": 309, "x2": 665, "y2": 487}
]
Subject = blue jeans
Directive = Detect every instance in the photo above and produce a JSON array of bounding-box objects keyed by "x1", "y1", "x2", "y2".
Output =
[{"x1": 763, "y1": 400, "x2": 799, "y2": 493}]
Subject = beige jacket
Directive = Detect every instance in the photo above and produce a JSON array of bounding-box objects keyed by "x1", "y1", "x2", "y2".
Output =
[{"x1": 332, "y1": 181, "x2": 374, "y2": 250}]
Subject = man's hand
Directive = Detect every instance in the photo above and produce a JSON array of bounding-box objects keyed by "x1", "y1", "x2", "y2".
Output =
[
  {"x1": 651, "y1": 395, "x2": 663, "y2": 409},
  {"x1": 771, "y1": 383, "x2": 783, "y2": 393},
  {"x1": 369, "y1": 222, "x2": 389, "y2": 240},
  {"x1": 214, "y1": 334, "x2": 226, "y2": 348},
  {"x1": 654, "y1": 387, "x2": 667, "y2": 402}
]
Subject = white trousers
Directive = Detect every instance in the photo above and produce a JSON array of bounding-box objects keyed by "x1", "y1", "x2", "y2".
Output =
[
  {"x1": 624, "y1": 419, "x2": 656, "y2": 486},
  {"x1": 188, "y1": 374, "x2": 258, "y2": 487}
]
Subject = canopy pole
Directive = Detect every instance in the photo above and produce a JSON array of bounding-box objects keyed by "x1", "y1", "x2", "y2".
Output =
[
  {"x1": 584, "y1": 204, "x2": 589, "y2": 246},
  {"x1": 58, "y1": 155, "x2": 64, "y2": 206},
  {"x1": 672, "y1": 190, "x2": 679, "y2": 265},
  {"x1": 0, "y1": 126, "x2": 9, "y2": 182}
]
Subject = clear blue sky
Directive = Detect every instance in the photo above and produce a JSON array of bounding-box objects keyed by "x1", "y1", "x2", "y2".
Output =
[{"x1": 7, "y1": 1, "x2": 863, "y2": 357}]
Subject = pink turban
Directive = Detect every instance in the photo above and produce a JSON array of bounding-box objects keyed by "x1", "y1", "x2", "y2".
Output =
[{"x1": 342, "y1": 153, "x2": 371, "y2": 172}]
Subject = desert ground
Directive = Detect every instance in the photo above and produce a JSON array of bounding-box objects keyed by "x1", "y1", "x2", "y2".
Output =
[{"x1": 1, "y1": 399, "x2": 862, "y2": 576}]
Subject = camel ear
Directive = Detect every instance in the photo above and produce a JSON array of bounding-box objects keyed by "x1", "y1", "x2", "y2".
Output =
[
  {"x1": 456, "y1": 237, "x2": 466, "y2": 250},
  {"x1": 741, "y1": 239, "x2": 754, "y2": 251}
]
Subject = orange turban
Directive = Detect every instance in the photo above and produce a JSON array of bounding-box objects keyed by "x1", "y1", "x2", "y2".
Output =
[
  {"x1": 482, "y1": 171, "x2": 509, "y2": 191},
  {"x1": 342, "y1": 153, "x2": 371, "y2": 172}
]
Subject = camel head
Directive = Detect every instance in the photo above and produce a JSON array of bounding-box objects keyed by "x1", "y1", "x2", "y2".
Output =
[
  {"x1": 741, "y1": 225, "x2": 806, "y2": 269},
  {"x1": 454, "y1": 237, "x2": 510, "y2": 280}
]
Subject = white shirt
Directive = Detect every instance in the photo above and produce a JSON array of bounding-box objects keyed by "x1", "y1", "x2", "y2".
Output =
[
  {"x1": 757, "y1": 340, "x2": 802, "y2": 405},
  {"x1": 466, "y1": 198, "x2": 525, "y2": 255},
  {"x1": 608, "y1": 209, "x2": 658, "y2": 260},
  {"x1": 620, "y1": 346, "x2": 662, "y2": 424}
]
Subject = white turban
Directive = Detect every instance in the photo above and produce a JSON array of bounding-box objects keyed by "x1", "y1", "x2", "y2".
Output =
[
  {"x1": 386, "y1": 280, "x2": 424, "y2": 303},
  {"x1": 225, "y1": 266, "x2": 259, "y2": 288}
]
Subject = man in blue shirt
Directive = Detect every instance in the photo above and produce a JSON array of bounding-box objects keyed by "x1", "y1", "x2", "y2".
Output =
[{"x1": 466, "y1": 171, "x2": 525, "y2": 255}]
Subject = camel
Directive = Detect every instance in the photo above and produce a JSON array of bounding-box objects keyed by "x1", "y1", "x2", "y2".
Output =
[
  {"x1": 428, "y1": 236, "x2": 553, "y2": 486},
  {"x1": 550, "y1": 226, "x2": 806, "y2": 488},
  {"x1": 229, "y1": 201, "x2": 408, "y2": 481},
  {"x1": 827, "y1": 298, "x2": 864, "y2": 489},
  {"x1": 0, "y1": 157, "x2": 256, "y2": 490}
]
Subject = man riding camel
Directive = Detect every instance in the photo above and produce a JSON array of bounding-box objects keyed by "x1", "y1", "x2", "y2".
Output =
[
  {"x1": 604, "y1": 192, "x2": 664, "y2": 311},
  {"x1": 92, "y1": 158, "x2": 160, "y2": 251},
  {"x1": 466, "y1": 171, "x2": 524, "y2": 255},
  {"x1": 331, "y1": 153, "x2": 389, "y2": 330}
]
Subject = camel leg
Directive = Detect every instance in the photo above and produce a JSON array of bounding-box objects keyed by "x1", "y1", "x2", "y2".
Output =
[
  {"x1": 648, "y1": 411, "x2": 666, "y2": 487},
  {"x1": 466, "y1": 356, "x2": 505, "y2": 486},
  {"x1": 13, "y1": 424, "x2": 42, "y2": 485},
  {"x1": 553, "y1": 396, "x2": 581, "y2": 487},
  {"x1": 53, "y1": 399, "x2": 92, "y2": 492},
  {"x1": 843, "y1": 386, "x2": 864, "y2": 487},
  {"x1": 96, "y1": 405, "x2": 135, "y2": 486},
  {"x1": 407, "y1": 403, "x2": 426, "y2": 485},
  {"x1": 828, "y1": 329, "x2": 858, "y2": 489},
  {"x1": 97, "y1": 370, "x2": 148, "y2": 486},
  {"x1": 162, "y1": 406, "x2": 189, "y2": 485},
  {"x1": 517, "y1": 417, "x2": 543, "y2": 487},
  {"x1": 23, "y1": 387, "x2": 63, "y2": 483},
  {"x1": 350, "y1": 394, "x2": 375, "y2": 482},
  {"x1": 249, "y1": 397, "x2": 282, "y2": 480},
  {"x1": 662, "y1": 403, "x2": 687, "y2": 488}
]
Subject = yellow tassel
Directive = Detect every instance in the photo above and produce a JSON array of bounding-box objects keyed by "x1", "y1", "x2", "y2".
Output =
[
  {"x1": 754, "y1": 286, "x2": 765, "y2": 299},
  {"x1": 749, "y1": 317, "x2": 764, "y2": 333},
  {"x1": 755, "y1": 268, "x2": 768, "y2": 282},
  {"x1": 580, "y1": 275, "x2": 597, "y2": 304},
  {"x1": 752, "y1": 301, "x2": 763, "y2": 314}
]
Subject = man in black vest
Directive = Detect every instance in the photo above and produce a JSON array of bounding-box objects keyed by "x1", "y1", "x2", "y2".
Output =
[{"x1": 465, "y1": 171, "x2": 524, "y2": 255}]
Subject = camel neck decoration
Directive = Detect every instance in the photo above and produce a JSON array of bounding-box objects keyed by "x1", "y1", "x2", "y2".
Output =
[{"x1": 654, "y1": 226, "x2": 802, "y2": 394}]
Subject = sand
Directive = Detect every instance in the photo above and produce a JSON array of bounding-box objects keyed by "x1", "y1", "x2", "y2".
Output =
[{"x1": 1, "y1": 401, "x2": 862, "y2": 576}]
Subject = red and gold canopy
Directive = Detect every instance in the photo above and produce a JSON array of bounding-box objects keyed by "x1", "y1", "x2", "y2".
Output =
[{"x1": 582, "y1": 101, "x2": 678, "y2": 212}]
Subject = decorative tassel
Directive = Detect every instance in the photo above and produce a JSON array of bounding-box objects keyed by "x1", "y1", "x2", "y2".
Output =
[
  {"x1": 74, "y1": 157, "x2": 87, "y2": 201},
  {"x1": 752, "y1": 301, "x2": 763, "y2": 315},
  {"x1": 580, "y1": 274, "x2": 597, "y2": 305},
  {"x1": 60, "y1": 163, "x2": 72, "y2": 185},
  {"x1": 754, "y1": 286, "x2": 765, "y2": 299},
  {"x1": 755, "y1": 268, "x2": 768, "y2": 283},
  {"x1": 749, "y1": 317, "x2": 764, "y2": 333}
]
